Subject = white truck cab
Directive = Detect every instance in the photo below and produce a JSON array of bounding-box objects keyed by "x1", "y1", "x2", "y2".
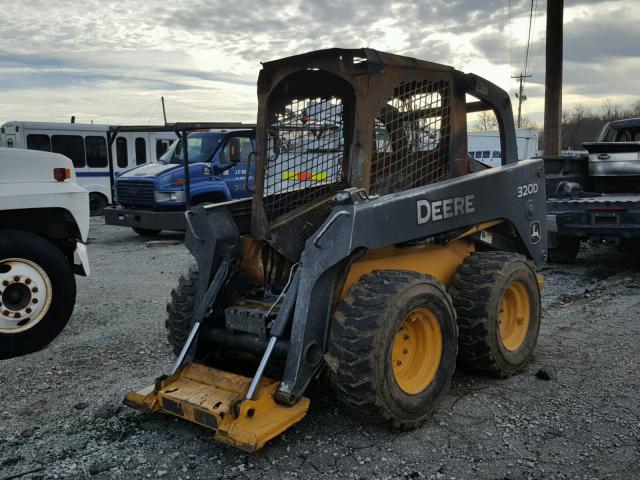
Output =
[{"x1": 0, "y1": 147, "x2": 89, "y2": 358}]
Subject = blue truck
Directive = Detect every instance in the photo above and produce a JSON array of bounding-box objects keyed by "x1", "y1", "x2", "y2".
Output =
[{"x1": 104, "y1": 128, "x2": 255, "y2": 235}]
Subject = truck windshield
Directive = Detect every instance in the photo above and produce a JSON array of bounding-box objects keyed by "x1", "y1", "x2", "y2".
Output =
[{"x1": 159, "y1": 132, "x2": 224, "y2": 164}]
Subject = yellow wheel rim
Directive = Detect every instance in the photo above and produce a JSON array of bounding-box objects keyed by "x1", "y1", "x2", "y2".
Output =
[
  {"x1": 499, "y1": 281, "x2": 531, "y2": 351},
  {"x1": 392, "y1": 308, "x2": 442, "y2": 395}
]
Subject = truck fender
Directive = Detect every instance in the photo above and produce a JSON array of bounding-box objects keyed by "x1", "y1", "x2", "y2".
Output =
[{"x1": 190, "y1": 184, "x2": 231, "y2": 205}]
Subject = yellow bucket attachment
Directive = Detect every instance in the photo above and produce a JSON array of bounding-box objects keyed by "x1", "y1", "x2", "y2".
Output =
[{"x1": 123, "y1": 362, "x2": 310, "y2": 452}]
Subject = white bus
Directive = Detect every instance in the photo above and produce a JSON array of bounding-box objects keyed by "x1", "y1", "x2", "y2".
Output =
[
  {"x1": 468, "y1": 127, "x2": 540, "y2": 167},
  {"x1": 0, "y1": 121, "x2": 176, "y2": 214}
]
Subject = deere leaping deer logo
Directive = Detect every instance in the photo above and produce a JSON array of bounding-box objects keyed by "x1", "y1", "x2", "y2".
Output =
[{"x1": 529, "y1": 220, "x2": 541, "y2": 245}]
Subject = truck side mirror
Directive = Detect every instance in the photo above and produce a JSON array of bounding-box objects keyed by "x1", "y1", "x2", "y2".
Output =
[{"x1": 229, "y1": 137, "x2": 241, "y2": 163}]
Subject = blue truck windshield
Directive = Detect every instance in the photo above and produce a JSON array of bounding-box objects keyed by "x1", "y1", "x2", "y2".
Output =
[{"x1": 159, "y1": 132, "x2": 225, "y2": 164}]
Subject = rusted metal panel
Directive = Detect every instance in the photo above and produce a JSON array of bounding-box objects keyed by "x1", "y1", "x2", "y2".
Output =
[{"x1": 251, "y1": 48, "x2": 508, "y2": 261}]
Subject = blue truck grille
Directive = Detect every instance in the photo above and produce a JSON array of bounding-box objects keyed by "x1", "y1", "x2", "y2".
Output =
[{"x1": 116, "y1": 181, "x2": 155, "y2": 206}]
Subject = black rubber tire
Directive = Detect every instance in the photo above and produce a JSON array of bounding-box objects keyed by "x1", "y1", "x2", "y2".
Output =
[
  {"x1": 0, "y1": 230, "x2": 76, "y2": 359},
  {"x1": 547, "y1": 236, "x2": 580, "y2": 263},
  {"x1": 132, "y1": 228, "x2": 162, "y2": 237},
  {"x1": 165, "y1": 266, "x2": 199, "y2": 356},
  {"x1": 89, "y1": 193, "x2": 108, "y2": 216},
  {"x1": 450, "y1": 252, "x2": 541, "y2": 377},
  {"x1": 327, "y1": 270, "x2": 458, "y2": 429}
]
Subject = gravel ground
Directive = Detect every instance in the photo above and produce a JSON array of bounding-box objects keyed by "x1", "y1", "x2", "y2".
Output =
[{"x1": 1, "y1": 218, "x2": 639, "y2": 480}]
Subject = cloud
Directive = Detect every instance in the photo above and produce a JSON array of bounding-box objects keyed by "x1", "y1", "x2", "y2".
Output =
[{"x1": 0, "y1": 0, "x2": 638, "y2": 126}]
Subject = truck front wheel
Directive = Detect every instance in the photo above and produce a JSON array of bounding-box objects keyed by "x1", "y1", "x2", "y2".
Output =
[{"x1": 0, "y1": 230, "x2": 76, "y2": 359}]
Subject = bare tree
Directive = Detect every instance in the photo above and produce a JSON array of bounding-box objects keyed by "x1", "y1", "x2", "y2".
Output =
[
  {"x1": 519, "y1": 116, "x2": 539, "y2": 129},
  {"x1": 559, "y1": 99, "x2": 640, "y2": 149},
  {"x1": 471, "y1": 111, "x2": 498, "y2": 131}
]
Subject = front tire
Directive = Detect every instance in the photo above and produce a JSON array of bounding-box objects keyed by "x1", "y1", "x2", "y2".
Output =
[
  {"x1": 450, "y1": 252, "x2": 541, "y2": 377},
  {"x1": 165, "y1": 267, "x2": 199, "y2": 356},
  {"x1": 89, "y1": 193, "x2": 108, "y2": 216},
  {"x1": 0, "y1": 230, "x2": 76, "y2": 359},
  {"x1": 328, "y1": 270, "x2": 457, "y2": 429}
]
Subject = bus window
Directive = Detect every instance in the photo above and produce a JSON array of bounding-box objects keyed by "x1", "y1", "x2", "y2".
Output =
[
  {"x1": 85, "y1": 136, "x2": 108, "y2": 168},
  {"x1": 135, "y1": 137, "x2": 146, "y2": 165},
  {"x1": 116, "y1": 137, "x2": 128, "y2": 168},
  {"x1": 482, "y1": 151, "x2": 491, "y2": 159},
  {"x1": 156, "y1": 139, "x2": 170, "y2": 159},
  {"x1": 27, "y1": 134, "x2": 51, "y2": 152},
  {"x1": 492, "y1": 151, "x2": 501, "y2": 158},
  {"x1": 475, "y1": 152, "x2": 482, "y2": 159},
  {"x1": 52, "y1": 135, "x2": 85, "y2": 168}
]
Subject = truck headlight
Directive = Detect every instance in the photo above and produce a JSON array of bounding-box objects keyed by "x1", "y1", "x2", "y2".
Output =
[{"x1": 154, "y1": 191, "x2": 185, "y2": 202}]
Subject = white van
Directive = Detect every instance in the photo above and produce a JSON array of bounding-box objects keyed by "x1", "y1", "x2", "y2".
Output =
[{"x1": 0, "y1": 121, "x2": 176, "y2": 214}]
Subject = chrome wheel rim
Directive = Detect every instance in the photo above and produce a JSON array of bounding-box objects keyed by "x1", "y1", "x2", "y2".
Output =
[{"x1": 0, "y1": 258, "x2": 52, "y2": 333}]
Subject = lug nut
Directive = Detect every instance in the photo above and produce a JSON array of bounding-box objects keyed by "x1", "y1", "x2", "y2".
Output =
[
  {"x1": 2, "y1": 310, "x2": 9, "y2": 316},
  {"x1": 403, "y1": 348, "x2": 408, "y2": 354},
  {"x1": 13, "y1": 276, "x2": 20, "y2": 282},
  {"x1": 32, "y1": 287, "x2": 38, "y2": 293},
  {"x1": 2, "y1": 280, "x2": 8, "y2": 286},
  {"x1": 396, "y1": 360, "x2": 402, "y2": 366},
  {"x1": 32, "y1": 298, "x2": 38, "y2": 304},
  {"x1": 26, "y1": 308, "x2": 32, "y2": 314},
  {"x1": 25, "y1": 278, "x2": 31, "y2": 285},
  {"x1": 14, "y1": 313, "x2": 21, "y2": 319},
  {"x1": 403, "y1": 335, "x2": 409, "y2": 340}
]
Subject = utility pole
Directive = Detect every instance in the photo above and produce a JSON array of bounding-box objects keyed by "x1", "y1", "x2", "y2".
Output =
[
  {"x1": 543, "y1": 0, "x2": 564, "y2": 156},
  {"x1": 512, "y1": 73, "x2": 532, "y2": 128},
  {"x1": 161, "y1": 96, "x2": 167, "y2": 126}
]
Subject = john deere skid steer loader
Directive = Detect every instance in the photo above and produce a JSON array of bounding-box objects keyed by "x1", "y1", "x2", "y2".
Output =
[{"x1": 125, "y1": 48, "x2": 547, "y2": 452}]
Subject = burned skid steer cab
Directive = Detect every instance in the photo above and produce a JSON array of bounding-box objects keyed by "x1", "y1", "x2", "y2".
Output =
[{"x1": 125, "y1": 49, "x2": 547, "y2": 452}]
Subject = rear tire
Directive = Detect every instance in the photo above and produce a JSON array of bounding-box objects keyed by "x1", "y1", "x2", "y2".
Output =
[
  {"x1": 133, "y1": 228, "x2": 162, "y2": 237},
  {"x1": 166, "y1": 267, "x2": 199, "y2": 356},
  {"x1": 450, "y1": 252, "x2": 541, "y2": 377},
  {"x1": 0, "y1": 230, "x2": 76, "y2": 359},
  {"x1": 328, "y1": 270, "x2": 457, "y2": 429},
  {"x1": 547, "y1": 235, "x2": 579, "y2": 263}
]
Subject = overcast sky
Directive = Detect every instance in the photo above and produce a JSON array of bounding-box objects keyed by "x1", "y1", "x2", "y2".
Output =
[{"x1": 1, "y1": 0, "x2": 638, "y2": 127}]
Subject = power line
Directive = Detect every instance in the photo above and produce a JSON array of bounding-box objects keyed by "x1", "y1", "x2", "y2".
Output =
[
  {"x1": 117, "y1": 98, "x2": 159, "y2": 125},
  {"x1": 508, "y1": 0, "x2": 513, "y2": 72},
  {"x1": 164, "y1": 98, "x2": 247, "y2": 117},
  {"x1": 512, "y1": 0, "x2": 536, "y2": 127},
  {"x1": 146, "y1": 100, "x2": 161, "y2": 125},
  {"x1": 529, "y1": 0, "x2": 545, "y2": 79},
  {"x1": 524, "y1": 0, "x2": 535, "y2": 76}
]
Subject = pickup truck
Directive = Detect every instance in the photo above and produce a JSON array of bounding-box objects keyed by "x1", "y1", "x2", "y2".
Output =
[
  {"x1": 104, "y1": 128, "x2": 255, "y2": 235},
  {"x1": 0, "y1": 148, "x2": 90, "y2": 358},
  {"x1": 545, "y1": 118, "x2": 640, "y2": 262}
]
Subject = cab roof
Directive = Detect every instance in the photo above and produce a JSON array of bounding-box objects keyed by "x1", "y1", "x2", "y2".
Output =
[{"x1": 261, "y1": 47, "x2": 457, "y2": 75}]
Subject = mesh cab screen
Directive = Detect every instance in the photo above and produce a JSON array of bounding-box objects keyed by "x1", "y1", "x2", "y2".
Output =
[
  {"x1": 371, "y1": 79, "x2": 451, "y2": 195},
  {"x1": 263, "y1": 97, "x2": 347, "y2": 221}
]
